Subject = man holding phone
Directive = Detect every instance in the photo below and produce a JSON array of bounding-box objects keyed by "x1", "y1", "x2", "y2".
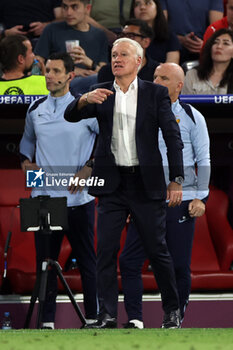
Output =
[{"x1": 0, "y1": 0, "x2": 62, "y2": 40}]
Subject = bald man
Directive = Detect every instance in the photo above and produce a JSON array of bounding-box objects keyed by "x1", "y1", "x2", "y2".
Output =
[{"x1": 119, "y1": 63, "x2": 210, "y2": 328}]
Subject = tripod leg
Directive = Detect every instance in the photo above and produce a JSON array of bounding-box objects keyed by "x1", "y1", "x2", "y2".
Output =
[
  {"x1": 24, "y1": 271, "x2": 41, "y2": 329},
  {"x1": 52, "y1": 260, "x2": 86, "y2": 326},
  {"x1": 36, "y1": 261, "x2": 49, "y2": 329}
]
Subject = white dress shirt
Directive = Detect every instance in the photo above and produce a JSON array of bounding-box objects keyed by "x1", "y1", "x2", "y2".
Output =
[{"x1": 111, "y1": 77, "x2": 139, "y2": 166}]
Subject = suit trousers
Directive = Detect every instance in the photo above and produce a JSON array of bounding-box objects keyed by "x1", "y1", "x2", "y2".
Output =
[
  {"x1": 119, "y1": 200, "x2": 196, "y2": 322},
  {"x1": 96, "y1": 169, "x2": 179, "y2": 318},
  {"x1": 34, "y1": 200, "x2": 97, "y2": 322}
]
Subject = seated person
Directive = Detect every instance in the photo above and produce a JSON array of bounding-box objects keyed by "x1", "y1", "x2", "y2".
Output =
[
  {"x1": 160, "y1": 0, "x2": 224, "y2": 63},
  {"x1": 0, "y1": 35, "x2": 48, "y2": 95},
  {"x1": 203, "y1": 0, "x2": 233, "y2": 46},
  {"x1": 182, "y1": 28, "x2": 233, "y2": 94},
  {"x1": 130, "y1": 0, "x2": 180, "y2": 63},
  {"x1": 87, "y1": 0, "x2": 132, "y2": 43},
  {"x1": 95, "y1": 18, "x2": 159, "y2": 86},
  {"x1": 34, "y1": 0, "x2": 108, "y2": 94},
  {"x1": 0, "y1": 0, "x2": 62, "y2": 41}
]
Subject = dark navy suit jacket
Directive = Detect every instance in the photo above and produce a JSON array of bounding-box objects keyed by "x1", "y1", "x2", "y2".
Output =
[{"x1": 65, "y1": 78, "x2": 184, "y2": 200}]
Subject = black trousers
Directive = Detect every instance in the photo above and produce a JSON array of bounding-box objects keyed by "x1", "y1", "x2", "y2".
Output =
[
  {"x1": 119, "y1": 200, "x2": 196, "y2": 322},
  {"x1": 34, "y1": 200, "x2": 97, "y2": 322},
  {"x1": 96, "y1": 170, "x2": 179, "y2": 318}
]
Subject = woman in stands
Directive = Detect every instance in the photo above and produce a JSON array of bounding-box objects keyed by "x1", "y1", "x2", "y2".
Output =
[
  {"x1": 182, "y1": 28, "x2": 233, "y2": 94},
  {"x1": 130, "y1": 0, "x2": 180, "y2": 63}
]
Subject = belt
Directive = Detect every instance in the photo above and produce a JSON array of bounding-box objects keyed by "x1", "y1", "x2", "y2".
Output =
[{"x1": 117, "y1": 166, "x2": 140, "y2": 174}]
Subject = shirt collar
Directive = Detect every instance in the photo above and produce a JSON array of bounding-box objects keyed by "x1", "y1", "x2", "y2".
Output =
[
  {"x1": 48, "y1": 91, "x2": 72, "y2": 104},
  {"x1": 172, "y1": 98, "x2": 182, "y2": 112},
  {"x1": 113, "y1": 76, "x2": 138, "y2": 93}
]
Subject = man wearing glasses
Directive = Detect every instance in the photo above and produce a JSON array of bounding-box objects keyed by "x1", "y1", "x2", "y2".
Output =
[{"x1": 97, "y1": 18, "x2": 159, "y2": 83}]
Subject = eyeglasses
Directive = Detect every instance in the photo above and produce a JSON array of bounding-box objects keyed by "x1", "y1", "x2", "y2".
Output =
[{"x1": 118, "y1": 32, "x2": 146, "y2": 39}]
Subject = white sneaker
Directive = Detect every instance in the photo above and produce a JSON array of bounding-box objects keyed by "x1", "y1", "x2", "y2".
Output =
[
  {"x1": 41, "y1": 322, "x2": 54, "y2": 329},
  {"x1": 85, "y1": 319, "x2": 98, "y2": 325},
  {"x1": 128, "y1": 319, "x2": 144, "y2": 329}
]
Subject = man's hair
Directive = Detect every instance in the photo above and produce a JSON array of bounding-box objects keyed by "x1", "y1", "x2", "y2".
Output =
[
  {"x1": 0, "y1": 35, "x2": 28, "y2": 72},
  {"x1": 124, "y1": 18, "x2": 154, "y2": 40},
  {"x1": 47, "y1": 52, "x2": 75, "y2": 73},
  {"x1": 112, "y1": 38, "x2": 144, "y2": 71},
  {"x1": 62, "y1": 0, "x2": 91, "y2": 5},
  {"x1": 113, "y1": 38, "x2": 144, "y2": 59}
]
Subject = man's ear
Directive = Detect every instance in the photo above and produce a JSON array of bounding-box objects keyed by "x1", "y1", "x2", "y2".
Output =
[
  {"x1": 136, "y1": 55, "x2": 142, "y2": 66},
  {"x1": 86, "y1": 4, "x2": 92, "y2": 15},
  {"x1": 142, "y1": 37, "x2": 151, "y2": 49},
  {"x1": 69, "y1": 71, "x2": 76, "y2": 82},
  {"x1": 18, "y1": 54, "x2": 25, "y2": 65},
  {"x1": 177, "y1": 81, "x2": 184, "y2": 94}
]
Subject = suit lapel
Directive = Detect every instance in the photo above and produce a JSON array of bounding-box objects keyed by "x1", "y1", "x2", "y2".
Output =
[
  {"x1": 136, "y1": 78, "x2": 147, "y2": 133},
  {"x1": 103, "y1": 84, "x2": 115, "y2": 133}
]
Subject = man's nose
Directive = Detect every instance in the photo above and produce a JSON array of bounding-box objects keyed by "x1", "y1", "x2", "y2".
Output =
[{"x1": 66, "y1": 6, "x2": 73, "y2": 15}]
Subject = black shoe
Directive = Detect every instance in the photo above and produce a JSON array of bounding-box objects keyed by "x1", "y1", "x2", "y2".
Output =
[
  {"x1": 123, "y1": 322, "x2": 138, "y2": 329},
  {"x1": 161, "y1": 309, "x2": 181, "y2": 329},
  {"x1": 84, "y1": 314, "x2": 117, "y2": 329}
]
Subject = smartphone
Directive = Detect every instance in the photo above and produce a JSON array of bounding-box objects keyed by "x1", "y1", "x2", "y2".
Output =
[
  {"x1": 22, "y1": 24, "x2": 30, "y2": 32},
  {"x1": 190, "y1": 34, "x2": 197, "y2": 41}
]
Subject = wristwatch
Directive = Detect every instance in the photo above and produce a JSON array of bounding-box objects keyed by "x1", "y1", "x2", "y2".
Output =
[
  {"x1": 172, "y1": 176, "x2": 184, "y2": 185},
  {"x1": 85, "y1": 159, "x2": 94, "y2": 168},
  {"x1": 91, "y1": 61, "x2": 97, "y2": 71}
]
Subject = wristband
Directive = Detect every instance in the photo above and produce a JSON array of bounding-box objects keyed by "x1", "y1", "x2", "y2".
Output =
[{"x1": 91, "y1": 61, "x2": 97, "y2": 71}]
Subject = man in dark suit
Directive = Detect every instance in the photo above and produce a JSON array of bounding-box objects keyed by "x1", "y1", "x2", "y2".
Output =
[{"x1": 65, "y1": 37, "x2": 184, "y2": 329}]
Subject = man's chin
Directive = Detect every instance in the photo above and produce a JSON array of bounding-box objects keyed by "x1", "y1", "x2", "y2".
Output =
[
  {"x1": 113, "y1": 69, "x2": 123, "y2": 77},
  {"x1": 24, "y1": 65, "x2": 34, "y2": 76}
]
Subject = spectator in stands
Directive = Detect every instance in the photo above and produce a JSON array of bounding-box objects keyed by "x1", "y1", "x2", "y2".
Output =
[
  {"x1": 119, "y1": 62, "x2": 210, "y2": 329},
  {"x1": 87, "y1": 0, "x2": 132, "y2": 43},
  {"x1": 160, "y1": 0, "x2": 224, "y2": 63},
  {"x1": 182, "y1": 28, "x2": 233, "y2": 94},
  {"x1": 94, "y1": 19, "x2": 159, "y2": 85},
  {"x1": 0, "y1": 0, "x2": 62, "y2": 42},
  {"x1": 19, "y1": 52, "x2": 98, "y2": 329},
  {"x1": 34, "y1": 0, "x2": 108, "y2": 93},
  {"x1": 203, "y1": 0, "x2": 233, "y2": 45},
  {"x1": 0, "y1": 35, "x2": 48, "y2": 95},
  {"x1": 129, "y1": 0, "x2": 180, "y2": 63}
]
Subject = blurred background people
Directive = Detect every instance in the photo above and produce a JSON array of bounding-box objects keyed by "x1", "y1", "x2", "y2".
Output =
[
  {"x1": 87, "y1": 0, "x2": 132, "y2": 43},
  {"x1": 182, "y1": 28, "x2": 233, "y2": 94},
  {"x1": 0, "y1": 35, "x2": 48, "y2": 95},
  {"x1": 0, "y1": 0, "x2": 63, "y2": 48},
  {"x1": 34, "y1": 0, "x2": 108, "y2": 93},
  {"x1": 203, "y1": 0, "x2": 233, "y2": 45},
  {"x1": 160, "y1": 0, "x2": 224, "y2": 63},
  {"x1": 129, "y1": 0, "x2": 180, "y2": 63}
]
